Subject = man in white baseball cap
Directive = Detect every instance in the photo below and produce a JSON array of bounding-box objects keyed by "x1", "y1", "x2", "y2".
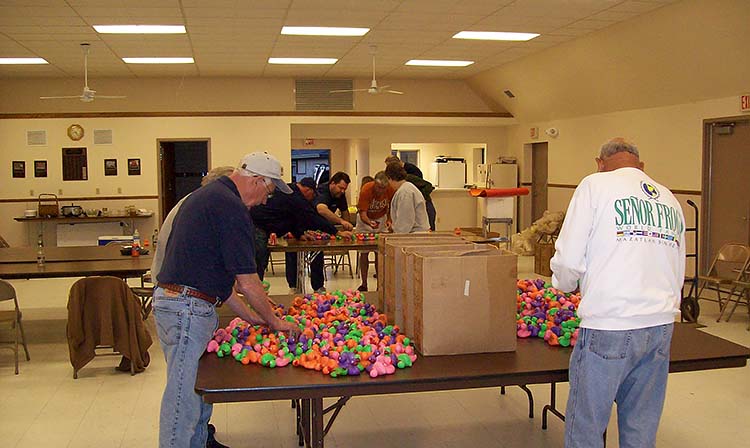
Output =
[{"x1": 154, "y1": 151, "x2": 296, "y2": 448}]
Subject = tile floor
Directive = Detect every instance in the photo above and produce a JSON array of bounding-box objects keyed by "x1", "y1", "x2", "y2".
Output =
[{"x1": 1, "y1": 255, "x2": 749, "y2": 447}]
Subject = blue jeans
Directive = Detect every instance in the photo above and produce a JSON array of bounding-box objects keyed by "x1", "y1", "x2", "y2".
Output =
[
  {"x1": 153, "y1": 287, "x2": 219, "y2": 448},
  {"x1": 565, "y1": 324, "x2": 673, "y2": 448}
]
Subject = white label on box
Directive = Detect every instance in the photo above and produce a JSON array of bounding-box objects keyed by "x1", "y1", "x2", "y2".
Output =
[{"x1": 464, "y1": 280, "x2": 470, "y2": 296}]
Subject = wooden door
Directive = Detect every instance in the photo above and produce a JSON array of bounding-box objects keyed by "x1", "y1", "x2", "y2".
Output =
[
  {"x1": 531, "y1": 142, "x2": 548, "y2": 222},
  {"x1": 705, "y1": 119, "x2": 750, "y2": 268}
]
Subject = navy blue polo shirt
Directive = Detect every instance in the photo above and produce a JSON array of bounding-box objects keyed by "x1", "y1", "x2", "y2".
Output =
[
  {"x1": 158, "y1": 176, "x2": 256, "y2": 301},
  {"x1": 314, "y1": 183, "x2": 348, "y2": 214},
  {"x1": 251, "y1": 183, "x2": 337, "y2": 238}
]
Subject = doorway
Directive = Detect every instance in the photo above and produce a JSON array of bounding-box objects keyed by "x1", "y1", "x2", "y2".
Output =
[
  {"x1": 702, "y1": 118, "x2": 750, "y2": 270},
  {"x1": 531, "y1": 142, "x2": 549, "y2": 222},
  {"x1": 291, "y1": 149, "x2": 330, "y2": 186},
  {"x1": 158, "y1": 139, "x2": 210, "y2": 223}
]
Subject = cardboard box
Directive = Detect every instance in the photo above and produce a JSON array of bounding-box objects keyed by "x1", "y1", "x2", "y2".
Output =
[
  {"x1": 382, "y1": 236, "x2": 467, "y2": 318},
  {"x1": 392, "y1": 242, "x2": 478, "y2": 331},
  {"x1": 402, "y1": 243, "x2": 493, "y2": 336},
  {"x1": 376, "y1": 232, "x2": 460, "y2": 307},
  {"x1": 411, "y1": 248, "x2": 518, "y2": 356}
]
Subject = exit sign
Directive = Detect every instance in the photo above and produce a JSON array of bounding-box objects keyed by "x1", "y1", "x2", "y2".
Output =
[{"x1": 742, "y1": 94, "x2": 750, "y2": 112}]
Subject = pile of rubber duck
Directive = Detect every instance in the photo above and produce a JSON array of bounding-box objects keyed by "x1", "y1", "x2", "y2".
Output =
[
  {"x1": 206, "y1": 289, "x2": 417, "y2": 378},
  {"x1": 302, "y1": 230, "x2": 379, "y2": 241},
  {"x1": 516, "y1": 278, "x2": 581, "y2": 347}
]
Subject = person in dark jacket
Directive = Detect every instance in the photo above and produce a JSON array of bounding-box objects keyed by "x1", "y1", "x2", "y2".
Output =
[{"x1": 251, "y1": 177, "x2": 350, "y2": 292}]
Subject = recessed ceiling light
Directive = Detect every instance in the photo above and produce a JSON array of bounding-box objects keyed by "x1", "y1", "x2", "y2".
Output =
[
  {"x1": 94, "y1": 25, "x2": 186, "y2": 34},
  {"x1": 405, "y1": 59, "x2": 474, "y2": 67},
  {"x1": 453, "y1": 31, "x2": 540, "y2": 41},
  {"x1": 281, "y1": 26, "x2": 369, "y2": 36},
  {"x1": 0, "y1": 57, "x2": 48, "y2": 65},
  {"x1": 268, "y1": 57, "x2": 338, "y2": 65},
  {"x1": 122, "y1": 57, "x2": 194, "y2": 64}
]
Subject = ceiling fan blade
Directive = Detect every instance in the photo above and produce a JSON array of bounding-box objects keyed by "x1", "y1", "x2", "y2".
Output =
[
  {"x1": 95, "y1": 95, "x2": 127, "y2": 99},
  {"x1": 40, "y1": 95, "x2": 83, "y2": 100},
  {"x1": 385, "y1": 90, "x2": 404, "y2": 95},
  {"x1": 329, "y1": 89, "x2": 369, "y2": 93}
]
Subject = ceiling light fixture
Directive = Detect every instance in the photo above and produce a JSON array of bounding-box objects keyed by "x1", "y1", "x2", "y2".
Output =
[
  {"x1": 94, "y1": 25, "x2": 186, "y2": 34},
  {"x1": 281, "y1": 26, "x2": 369, "y2": 36},
  {"x1": 405, "y1": 59, "x2": 474, "y2": 67},
  {"x1": 268, "y1": 57, "x2": 338, "y2": 65},
  {"x1": 122, "y1": 57, "x2": 194, "y2": 64},
  {"x1": 453, "y1": 31, "x2": 540, "y2": 41},
  {"x1": 0, "y1": 57, "x2": 48, "y2": 65}
]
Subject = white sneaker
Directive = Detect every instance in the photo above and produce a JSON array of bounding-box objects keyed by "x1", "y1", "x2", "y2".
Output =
[{"x1": 314, "y1": 287, "x2": 326, "y2": 294}]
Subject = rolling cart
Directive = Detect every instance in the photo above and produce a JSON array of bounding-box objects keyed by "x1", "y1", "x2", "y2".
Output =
[{"x1": 680, "y1": 200, "x2": 700, "y2": 322}]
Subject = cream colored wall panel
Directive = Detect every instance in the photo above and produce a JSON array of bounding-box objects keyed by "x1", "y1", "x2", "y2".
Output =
[{"x1": 504, "y1": 95, "x2": 739, "y2": 192}]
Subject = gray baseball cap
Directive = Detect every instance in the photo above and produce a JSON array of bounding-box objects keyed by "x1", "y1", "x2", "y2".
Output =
[{"x1": 238, "y1": 152, "x2": 292, "y2": 194}]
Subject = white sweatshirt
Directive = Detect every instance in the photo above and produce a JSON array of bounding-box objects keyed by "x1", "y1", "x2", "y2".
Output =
[
  {"x1": 390, "y1": 181, "x2": 430, "y2": 234},
  {"x1": 551, "y1": 167, "x2": 685, "y2": 330}
]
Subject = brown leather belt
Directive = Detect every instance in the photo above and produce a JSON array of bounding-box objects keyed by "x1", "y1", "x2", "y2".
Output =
[{"x1": 157, "y1": 283, "x2": 221, "y2": 307}]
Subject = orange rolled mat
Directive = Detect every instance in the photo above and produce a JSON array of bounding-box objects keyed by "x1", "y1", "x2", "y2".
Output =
[{"x1": 469, "y1": 187, "x2": 530, "y2": 197}]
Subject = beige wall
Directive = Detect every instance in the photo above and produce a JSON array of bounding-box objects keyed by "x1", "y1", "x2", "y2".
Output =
[
  {"x1": 391, "y1": 142, "x2": 486, "y2": 184},
  {"x1": 508, "y1": 95, "x2": 740, "y2": 190},
  {"x1": 290, "y1": 124, "x2": 506, "y2": 182},
  {"x1": 467, "y1": 0, "x2": 750, "y2": 123},
  {"x1": 1, "y1": 116, "x2": 292, "y2": 246},
  {"x1": 0, "y1": 77, "x2": 497, "y2": 114}
]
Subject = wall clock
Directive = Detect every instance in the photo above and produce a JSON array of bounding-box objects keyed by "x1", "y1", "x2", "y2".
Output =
[{"x1": 67, "y1": 124, "x2": 84, "y2": 141}]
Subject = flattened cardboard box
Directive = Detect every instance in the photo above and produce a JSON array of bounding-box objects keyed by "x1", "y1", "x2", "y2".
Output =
[
  {"x1": 402, "y1": 243, "x2": 494, "y2": 336},
  {"x1": 382, "y1": 236, "x2": 466, "y2": 318},
  {"x1": 412, "y1": 249, "x2": 518, "y2": 356},
  {"x1": 376, "y1": 233, "x2": 461, "y2": 309}
]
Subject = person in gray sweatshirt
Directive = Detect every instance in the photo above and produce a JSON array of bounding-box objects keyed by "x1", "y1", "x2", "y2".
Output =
[{"x1": 384, "y1": 162, "x2": 429, "y2": 234}]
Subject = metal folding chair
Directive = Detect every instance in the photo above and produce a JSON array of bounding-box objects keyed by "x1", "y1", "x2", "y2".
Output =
[
  {"x1": 696, "y1": 243, "x2": 750, "y2": 321},
  {"x1": 719, "y1": 265, "x2": 750, "y2": 329},
  {"x1": 0, "y1": 280, "x2": 31, "y2": 374}
]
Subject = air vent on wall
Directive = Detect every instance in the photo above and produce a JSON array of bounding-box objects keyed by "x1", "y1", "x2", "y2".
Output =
[
  {"x1": 94, "y1": 129, "x2": 113, "y2": 145},
  {"x1": 295, "y1": 79, "x2": 353, "y2": 111},
  {"x1": 27, "y1": 130, "x2": 47, "y2": 146}
]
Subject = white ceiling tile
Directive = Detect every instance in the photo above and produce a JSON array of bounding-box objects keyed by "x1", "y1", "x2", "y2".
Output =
[
  {"x1": 182, "y1": 7, "x2": 285, "y2": 19},
  {"x1": 377, "y1": 12, "x2": 485, "y2": 31},
  {"x1": 564, "y1": 19, "x2": 617, "y2": 31},
  {"x1": 289, "y1": 0, "x2": 400, "y2": 12},
  {"x1": 0, "y1": 0, "x2": 682, "y2": 79},
  {"x1": 67, "y1": 1, "x2": 180, "y2": 6},
  {"x1": 394, "y1": 0, "x2": 461, "y2": 13},
  {"x1": 451, "y1": 0, "x2": 515, "y2": 15},
  {"x1": 589, "y1": 10, "x2": 641, "y2": 21},
  {"x1": 283, "y1": 10, "x2": 388, "y2": 27},
  {"x1": 608, "y1": 1, "x2": 668, "y2": 13}
]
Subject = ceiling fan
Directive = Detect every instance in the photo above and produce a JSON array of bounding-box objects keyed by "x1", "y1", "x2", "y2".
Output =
[
  {"x1": 40, "y1": 43, "x2": 126, "y2": 103},
  {"x1": 330, "y1": 45, "x2": 403, "y2": 95}
]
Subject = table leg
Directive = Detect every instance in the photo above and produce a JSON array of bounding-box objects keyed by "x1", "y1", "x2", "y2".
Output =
[
  {"x1": 296, "y1": 250, "x2": 307, "y2": 294},
  {"x1": 542, "y1": 382, "x2": 565, "y2": 430},
  {"x1": 300, "y1": 398, "x2": 311, "y2": 447},
  {"x1": 518, "y1": 385, "x2": 535, "y2": 419},
  {"x1": 293, "y1": 399, "x2": 304, "y2": 447},
  {"x1": 311, "y1": 397, "x2": 324, "y2": 448}
]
